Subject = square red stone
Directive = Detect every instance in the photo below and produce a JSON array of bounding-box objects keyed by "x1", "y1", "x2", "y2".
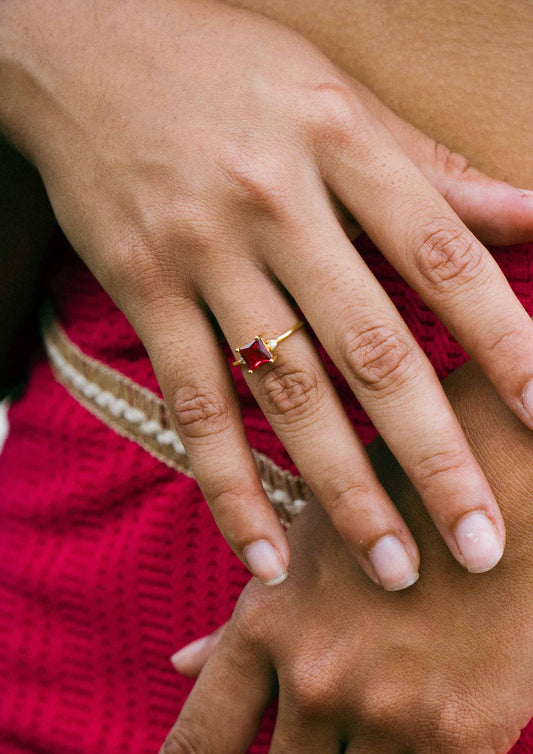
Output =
[{"x1": 238, "y1": 337, "x2": 273, "y2": 372}]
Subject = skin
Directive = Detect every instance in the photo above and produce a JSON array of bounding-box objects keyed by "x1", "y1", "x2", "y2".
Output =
[
  {"x1": 1, "y1": 0, "x2": 532, "y2": 749},
  {"x1": 165, "y1": 355, "x2": 533, "y2": 752},
  {"x1": 2, "y1": 0, "x2": 533, "y2": 592},
  {"x1": 226, "y1": 0, "x2": 533, "y2": 190}
]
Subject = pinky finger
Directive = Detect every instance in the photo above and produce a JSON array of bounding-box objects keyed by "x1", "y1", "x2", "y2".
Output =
[{"x1": 133, "y1": 297, "x2": 290, "y2": 586}]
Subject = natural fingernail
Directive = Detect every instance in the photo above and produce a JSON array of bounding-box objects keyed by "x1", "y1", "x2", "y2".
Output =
[
  {"x1": 244, "y1": 540, "x2": 287, "y2": 586},
  {"x1": 170, "y1": 636, "x2": 209, "y2": 671},
  {"x1": 454, "y1": 511, "x2": 503, "y2": 573},
  {"x1": 369, "y1": 535, "x2": 419, "y2": 591},
  {"x1": 521, "y1": 378, "x2": 533, "y2": 425}
]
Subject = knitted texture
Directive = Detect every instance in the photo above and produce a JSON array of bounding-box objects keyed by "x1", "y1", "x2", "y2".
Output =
[{"x1": 1, "y1": 234, "x2": 533, "y2": 753}]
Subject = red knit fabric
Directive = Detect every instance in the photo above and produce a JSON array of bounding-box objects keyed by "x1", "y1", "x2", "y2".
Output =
[{"x1": 1, "y1": 234, "x2": 532, "y2": 753}]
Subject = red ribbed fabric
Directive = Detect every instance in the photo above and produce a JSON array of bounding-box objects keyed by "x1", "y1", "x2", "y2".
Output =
[{"x1": 1, "y1": 234, "x2": 532, "y2": 753}]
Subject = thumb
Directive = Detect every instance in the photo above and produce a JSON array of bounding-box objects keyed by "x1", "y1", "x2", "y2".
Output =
[
  {"x1": 412, "y1": 134, "x2": 533, "y2": 247},
  {"x1": 170, "y1": 624, "x2": 227, "y2": 679},
  {"x1": 356, "y1": 80, "x2": 533, "y2": 246}
]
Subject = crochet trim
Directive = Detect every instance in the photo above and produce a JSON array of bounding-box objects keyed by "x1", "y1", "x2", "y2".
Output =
[{"x1": 42, "y1": 317, "x2": 313, "y2": 522}]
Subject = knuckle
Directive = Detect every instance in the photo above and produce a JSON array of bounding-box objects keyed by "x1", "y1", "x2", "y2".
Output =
[
  {"x1": 412, "y1": 446, "x2": 467, "y2": 488},
  {"x1": 217, "y1": 149, "x2": 294, "y2": 215},
  {"x1": 310, "y1": 81, "x2": 367, "y2": 142},
  {"x1": 324, "y1": 475, "x2": 373, "y2": 524},
  {"x1": 111, "y1": 235, "x2": 175, "y2": 307},
  {"x1": 171, "y1": 383, "x2": 231, "y2": 440},
  {"x1": 343, "y1": 323, "x2": 416, "y2": 392},
  {"x1": 413, "y1": 223, "x2": 487, "y2": 290},
  {"x1": 485, "y1": 318, "x2": 531, "y2": 357},
  {"x1": 203, "y1": 477, "x2": 262, "y2": 528},
  {"x1": 432, "y1": 697, "x2": 473, "y2": 752},
  {"x1": 434, "y1": 142, "x2": 472, "y2": 181},
  {"x1": 231, "y1": 588, "x2": 276, "y2": 650},
  {"x1": 358, "y1": 663, "x2": 421, "y2": 729},
  {"x1": 286, "y1": 656, "x2": 340, "y2": 715},
  {"x1": 160, "y1": 724, "x2": 209, "y2": 754},
  {"x1": 431, "y1": 692, "x2": 495, "y2": 754},
  {"x1": 258, "y1": 361, "x2": 322, "y2": 423}
]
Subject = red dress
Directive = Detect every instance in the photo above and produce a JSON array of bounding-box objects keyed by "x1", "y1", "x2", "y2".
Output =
[{"x1": 1, "y1": 233, "x2": 532, "y2": 753}]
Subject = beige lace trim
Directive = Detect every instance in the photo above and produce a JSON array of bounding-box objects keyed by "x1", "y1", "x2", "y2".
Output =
[{"x1": 43, "y1": 317, "x2": 313, "y2": 522}]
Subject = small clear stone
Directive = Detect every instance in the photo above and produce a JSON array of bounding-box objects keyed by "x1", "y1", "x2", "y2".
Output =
[{"x1": 268, "y1": 340, "x2": 277, "y2": 349}]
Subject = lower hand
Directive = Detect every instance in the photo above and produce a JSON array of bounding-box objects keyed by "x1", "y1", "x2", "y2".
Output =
[{"x1": 164, "y1": 358, "x2": 533, "y2": 752}]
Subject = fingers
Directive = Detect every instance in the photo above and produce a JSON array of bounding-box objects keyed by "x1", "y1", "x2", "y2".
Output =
[
  {"x1": 170, "y1": 624, "x2": 226, "y2": 679},
  {"x1": 201, "y1": 261, "x2": 420, "y2": 590},
  {"x1": 160, "y1": 623, "x2": 274, "y2": 754},
  {"x1": 264, "y1": 202, "x2": 504, "y2": 574},
  {"x1": 319, "y1": 110, "x2": 533, "y2": 436},
  {"x1": 132, "y1": 296, "x2": 290, "y2": 586}
]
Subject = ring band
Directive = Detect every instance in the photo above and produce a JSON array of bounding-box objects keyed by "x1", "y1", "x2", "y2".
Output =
[{"x1": 232, "y1": 320, "x2": 305, "y2": 373}]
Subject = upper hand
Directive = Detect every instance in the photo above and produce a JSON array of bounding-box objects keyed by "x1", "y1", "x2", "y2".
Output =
[{"x1": 4, "y1": 0, "x2": 533, "y2": 587}]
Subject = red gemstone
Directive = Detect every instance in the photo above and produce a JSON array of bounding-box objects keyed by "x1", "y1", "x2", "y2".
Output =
[{"x1": 238, "y1": 337, "x2": 273, "y2": 372}]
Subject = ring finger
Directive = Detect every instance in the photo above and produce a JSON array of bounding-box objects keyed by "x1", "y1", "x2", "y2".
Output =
[
  {"x1": 129, "y1": 293, "x2": 292, "y2": 586},
  {"x1": 201, "y1": 260, "x2": 421, "y2": 591}
]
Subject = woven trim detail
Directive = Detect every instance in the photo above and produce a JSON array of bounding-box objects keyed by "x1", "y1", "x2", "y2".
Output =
[{"x1": 42, "y1": 318, "x2": 313, "y2": 522}]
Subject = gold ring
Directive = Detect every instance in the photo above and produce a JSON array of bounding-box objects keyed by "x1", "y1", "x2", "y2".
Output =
[{"x1": 232, "y1": 320, "x2": 305, "y2": 373}]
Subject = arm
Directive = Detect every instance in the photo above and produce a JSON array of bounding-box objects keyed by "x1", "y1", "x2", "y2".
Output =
[{"x1": 165, "y1": 354, "x2": 533, "y2": 752}]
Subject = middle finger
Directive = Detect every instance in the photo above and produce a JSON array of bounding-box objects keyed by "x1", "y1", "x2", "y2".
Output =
[{"x1": 265, "y1": 201, "x2": 505, "y2": 575}]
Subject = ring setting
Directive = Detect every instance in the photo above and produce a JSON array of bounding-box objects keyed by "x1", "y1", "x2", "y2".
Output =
[{"x1": 233, "y1": 320, "x2": 305, "y2": 373}]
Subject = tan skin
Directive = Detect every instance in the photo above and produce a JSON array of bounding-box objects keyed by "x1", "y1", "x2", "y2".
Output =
[
  {"x1": 3, "y1": 0, "x2": 533, "y2": 591},
  {"x1": 227, "y1": 0, "x2": 533, "y2": 189},
  {"x1": 160, "y1": 3, "x2": 533, "y2": 749},
  {"x1": 167, "y1": 355, "x2": 533, "y2": 752},
  {"x1": 1, "y1": 0, "x2": 533, "y2": 749}
]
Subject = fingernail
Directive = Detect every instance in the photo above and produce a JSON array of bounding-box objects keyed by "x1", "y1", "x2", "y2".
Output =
[
  {"x1": 454, "y1": 511, "x2": 503, "y2": 573},
  {"x1": 369, "y1": 535, "x2": 419, "y2": 591},
  {"x1": 170, "y1": 636, "x2": 209, "y2": 670},
  {"x1": 244, "y1": 540, "x2": 287, "y2": 586},
  {"x1": 521, "y1": 378, "x2": 533, "y2": 425}
]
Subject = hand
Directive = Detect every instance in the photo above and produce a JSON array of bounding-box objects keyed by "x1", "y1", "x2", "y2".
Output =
[
  {"x1": 3, "y1": 0, "x2": 533, "y2": 589},
  {"x1": 164, "y1": 357, "x2": 533, "y2": 752}
]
